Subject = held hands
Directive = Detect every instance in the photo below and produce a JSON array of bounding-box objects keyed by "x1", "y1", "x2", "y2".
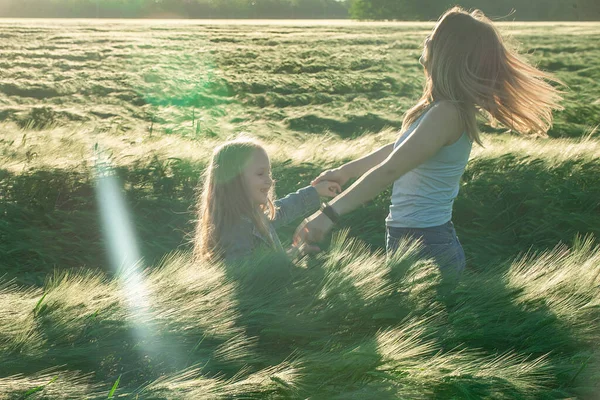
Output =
[
  {"x1": 311, "y1": 168, "x2": 350, "y2": 188},
  {"x1": 293, "y1": 168, "x2": 345, "y2": 256},
  {"x1": 312, "y1": 180, "x2": 341, "y2": 198}
]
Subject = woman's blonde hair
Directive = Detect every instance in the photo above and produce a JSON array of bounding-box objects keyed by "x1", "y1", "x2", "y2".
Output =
[
  {"x1": 194, "y1": 138, "x2": 275, "y2": 261},
  {"x1": 403, "y1": 6, "x2": 563, "y2": 146}
]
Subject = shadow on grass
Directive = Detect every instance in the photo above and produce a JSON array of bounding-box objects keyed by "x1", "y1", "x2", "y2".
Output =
[
  {"x1": 218, "y1": 236, "x2": 588, "y2": 398},
  {"x1": 0, "y1": 160, "x2": 201, "y2": 286},
  {"x1": 1, "y1": 151, "x2": 599, "y2": 291},
  {"x1": 286, "y1": 113, "x2": 403, "y2": 138},
  {"x1": 1, "y1": 235, "x2": 593, "y2": 398},
  {"x1": 454, "y1": 153, "x2": 600, "y2": 268},
  {"x1": 220, "y1": 245, "x2": 410, "y2": 397}
]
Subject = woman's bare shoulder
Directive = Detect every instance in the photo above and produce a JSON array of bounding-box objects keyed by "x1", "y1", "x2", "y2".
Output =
[{"x1": 425, "y1": 101, "x2": 463, "y2": 145}]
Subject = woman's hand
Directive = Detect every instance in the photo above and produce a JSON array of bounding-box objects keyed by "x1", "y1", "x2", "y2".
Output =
[
  {"x1": 294, "y1": 211, "x2": 334, "y2": 247},
  {"x1": 312, "y1": 180, "x2": 341, "y2": 198},
  {"x1": 311, "y1": 168, "x2": 350, "y2": 187}
]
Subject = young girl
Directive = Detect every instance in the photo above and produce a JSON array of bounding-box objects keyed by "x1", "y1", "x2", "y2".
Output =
[
  {"x1": 295, "y1": 7, "x2": 562, "y2": 278},
  {"x1": 194, "y1": 138, "x2": 340, "y2": 262}
]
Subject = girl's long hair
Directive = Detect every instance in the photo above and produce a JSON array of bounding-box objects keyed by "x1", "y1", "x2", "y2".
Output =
[
  {"x1": 403, "y1": 6, "x2": 563, "y2": 146},
  {"x1": 194, "y1": 138, "x2": 275, "y2": 261}
]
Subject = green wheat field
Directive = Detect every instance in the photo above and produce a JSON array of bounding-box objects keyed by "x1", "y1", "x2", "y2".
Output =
[{"x1": 0, "y1": 19, "x2": 599, "y2": 399}]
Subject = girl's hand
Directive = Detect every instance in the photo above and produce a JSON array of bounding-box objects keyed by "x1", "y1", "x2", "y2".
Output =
[
  {"x1": 312, "y1": 180, "x2": 341, "y2": 198},
  {"x1": 311, "y1": 168, "x2": 350, "y2": 187}
]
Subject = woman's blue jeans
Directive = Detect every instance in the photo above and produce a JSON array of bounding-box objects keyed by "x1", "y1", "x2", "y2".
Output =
[{"x1": 386, "y1": 221, "x2": 466, "y2": 279}]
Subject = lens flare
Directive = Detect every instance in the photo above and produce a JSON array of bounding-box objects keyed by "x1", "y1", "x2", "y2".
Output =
[
  {"x1": 95, "y1": 162, "x2": 142, "y2": 278},
  {"x1": 93, "y1": 150, "x2": 182, "y2": 372},
  {"x1": 94, "y1": 151, "x2": 152, "y2": 315}
]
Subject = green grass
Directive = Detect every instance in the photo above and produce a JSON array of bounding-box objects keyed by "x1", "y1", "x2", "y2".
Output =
[
  {"x1": 1, "y1": 235, "x2": 599, "y2": 398},
  {"x1": 0, "y1": 20, "x2": 599, "y2": 399}
]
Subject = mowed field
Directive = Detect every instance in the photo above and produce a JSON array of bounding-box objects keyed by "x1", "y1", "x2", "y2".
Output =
[{"x1": 0, "y1": 20, "x2": 599, "y2": 399}]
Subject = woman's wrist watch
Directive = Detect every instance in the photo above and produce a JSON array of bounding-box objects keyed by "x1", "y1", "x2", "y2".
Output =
[{"x1": 320, "y1": 202, "x2": 340, "y2": 224}]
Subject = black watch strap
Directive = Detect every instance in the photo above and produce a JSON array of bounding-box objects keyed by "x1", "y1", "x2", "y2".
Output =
[{"x1": 320, "y1": 202, "x2": 340, "y2": 224}]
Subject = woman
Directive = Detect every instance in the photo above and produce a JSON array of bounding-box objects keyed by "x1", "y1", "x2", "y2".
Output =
[{"x1": 294, "y1": 7, "x2": 562, "y2": 278}]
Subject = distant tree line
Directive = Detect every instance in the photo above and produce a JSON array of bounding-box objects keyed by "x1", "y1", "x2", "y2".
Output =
[
  {"x1": 0, "y1": 0, "x2": 350, "y2": 19},
  {"x1": 1, "y1": 0, "x2": 598, "y2": 20},
  {"x1": 350, "y1": 0, "x2": 600, "y2": 21}
]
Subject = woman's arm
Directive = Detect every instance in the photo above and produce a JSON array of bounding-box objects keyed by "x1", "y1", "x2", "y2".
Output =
[
  {"x1": 312, "y1": 142, "x2": 395, "y2": 187},
  {"x1": 295, "y1": 102, "x2": 462, "y2": 244},
  {"x1": 339, "y1": 142, "x2": 396, "y2": 180}
]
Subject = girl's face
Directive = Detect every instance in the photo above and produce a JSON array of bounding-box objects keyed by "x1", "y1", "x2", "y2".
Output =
[{"x1": 243, "y1": 149, "x2": 273, "y2": 206}]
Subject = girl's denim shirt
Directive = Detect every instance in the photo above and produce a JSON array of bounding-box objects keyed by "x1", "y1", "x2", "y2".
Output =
[{"x1": 220, "y1": 186, "x2": 320, "y2": 262}]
